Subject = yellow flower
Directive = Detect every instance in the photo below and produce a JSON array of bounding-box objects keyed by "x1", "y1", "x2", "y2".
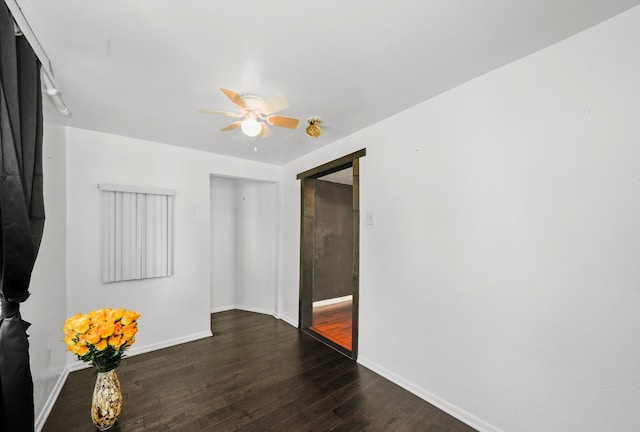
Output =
[
  {"x1": 96, "y1": 322, "x2": 115, "y2": 339},
  {"x1": 62, "y1": 314, "x2": 80, "y2": 333},
  {"x1": 122, "y1": 324, "x2": 138, "y2": 341},
  {"x1": 112, "y1": 322, "x2": 123, "y2": 336},
  {"x1": 95, "y1": 339, "x2": 108, "y2": 351},
  {"x1": 121, "y1": 310, "x2": 140, "y2": 326},
  {"x1": 108, "y1": 334, "x2": 124, "y2": 349},
  {"x1": 103, "y1": 308, "x2": 115, "y2": 323},
  {"x1": 63, "y1": 332, "x2": 77, "y2": 346},
  {"x1": 90, "y1": 309, "x2": 104, "y2": 322},
  {"x1": 71, "y1": 344, "x2": 89, "y2": 356},
  {"x1": 83, "y1": 331, "x2": 101, "y2": 345},
  {"x1": 113, "y1": 308, "x2": 126, "y2": 321},
  {"x1": 67, "y1": 314, "x2": 90, "y2": 334}
]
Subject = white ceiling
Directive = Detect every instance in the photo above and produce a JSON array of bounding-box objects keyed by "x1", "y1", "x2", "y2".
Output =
[{"x1": 15, "y1": 0, "x2": 640, "y2": 165}]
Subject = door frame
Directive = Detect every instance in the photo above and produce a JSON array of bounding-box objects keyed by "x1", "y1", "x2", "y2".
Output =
[{"x1": 297, "y1": 149, "x2": 365, "y2": 360}]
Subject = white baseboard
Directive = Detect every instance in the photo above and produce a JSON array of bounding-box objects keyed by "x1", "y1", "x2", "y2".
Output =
[
  {"x1": 357, "y1": 356, "x2": 503, "y2": 432},
  {"x1": 234, "y1": 304, "x2": 275, "y2": 316},
  {"x1": 35, "y1": 367, "x2": 70, "y2": 432},
  {"x1": 211, "y1": 304, "x2": 274, "y2": 316},
  {"x1": 313, "y1": 295, "x2": 352, "y2": 307},
  {"x1": 278, "y1": 314, "x2": 298, "y2": 328},
  {"x1": 211, "y1": 306, "x2": 298, "y2": 329},
  {"x1": 211, "y1": 305, "x2": 236, "y2": 313},
  {"x1": 127, "y1": 331, "x2": 213, "y2": 357}
]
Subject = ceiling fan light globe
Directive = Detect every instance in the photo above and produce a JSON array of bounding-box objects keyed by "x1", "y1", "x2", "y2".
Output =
[{"x1": 241, "y1": 118, "x2": 261, "y2": 137}]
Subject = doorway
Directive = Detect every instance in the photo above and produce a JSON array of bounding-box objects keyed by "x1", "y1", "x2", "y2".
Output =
[{"x1": 297, "y1": 149, "x2": 365, "y2": 359}]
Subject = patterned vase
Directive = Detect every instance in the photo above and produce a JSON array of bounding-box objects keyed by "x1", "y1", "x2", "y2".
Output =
[{"x1": 91, "y1": 369, "x2": 122, "y2": 430}]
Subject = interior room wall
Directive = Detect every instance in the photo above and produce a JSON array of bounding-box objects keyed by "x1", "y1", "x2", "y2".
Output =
[
  {"x1": 235, "y1": 179, "x2": 279, "y2": 313},
  {"x1": 211, "y1": 176, "x2": 279, "y2": 315},
  {"x1": 210, "y1": 176, "x2": 237, "y2": 311},
  {"x1": 22, "y1": 103, "x2": 68, "y2": 429},
  {"x1": 281, "y1": 6, "x2": 640, "y2": 432},
  {"x1": 65, "y1": 127, "x2": 280, "y2": 362}
]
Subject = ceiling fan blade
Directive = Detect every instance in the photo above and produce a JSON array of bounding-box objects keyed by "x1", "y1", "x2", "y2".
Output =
[
  {"x1": 220, "y1": 88, "x2": 247, "y2": 109},
  {"x1": 262, "y1": 94, "x2": 290, "y2": 114},
  {"x1": 220, "y1": 121, "x2": 241, "y2": 131},
  {"x1": 259, "y1": 122, "x2": 272, "y2": 138},
  {"x1": 267, "y1": 115, "x2": 299, "y2": 129},
  {"x1": 198, "y1": 109, "x2": 241, "y2": 117}
]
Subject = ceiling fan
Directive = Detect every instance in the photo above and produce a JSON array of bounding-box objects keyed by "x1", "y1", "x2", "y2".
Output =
[{"x1": 199, "y1": 88, "x2": 299, "y2": 138}]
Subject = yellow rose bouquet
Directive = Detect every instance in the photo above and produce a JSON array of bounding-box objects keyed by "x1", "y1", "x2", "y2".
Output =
[{"x1": 63, "y1": 308, "x2": 140, "y2": 372}]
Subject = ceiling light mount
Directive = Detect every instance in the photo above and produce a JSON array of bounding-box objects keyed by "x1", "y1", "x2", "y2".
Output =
[
  {"x1": 240, "y1": 113, "x2": 261, "y2": 137},
  {"x1": 306, "y1": 117, "x2": 322, "y2": 138}
]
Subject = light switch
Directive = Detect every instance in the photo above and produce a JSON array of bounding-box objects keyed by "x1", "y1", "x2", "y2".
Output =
[{"x1": 366, "y1": 211, "x2": 374, "y2": 225}]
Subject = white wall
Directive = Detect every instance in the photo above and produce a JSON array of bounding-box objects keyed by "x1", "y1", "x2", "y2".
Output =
[
  {"x1": 210, "y1": 176, "x2": 237, "y2": 310},
  {"x1": 66, "y1": 127, "x2": 280, "y2": 359},
  {"x1": 281, "y1": 6, "x2": 640, "y2": 432},
  {"x1": 211, "y1": 176, "x2": 279, "y2": 315},
  {"x1": 236, "y1": 179, "x2": 279, "y2": 313},
  {"x1": 22, "y1": 103, "x2": 68, "y2": 429}
]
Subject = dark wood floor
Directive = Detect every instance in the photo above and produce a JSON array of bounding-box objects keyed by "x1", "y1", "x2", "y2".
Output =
[
  {"x1": 311, "y1": 300, "x2": 353, "y2": 351},
  {"x1": 44, "y1": 310, "x2": 477, "y2": 432}
]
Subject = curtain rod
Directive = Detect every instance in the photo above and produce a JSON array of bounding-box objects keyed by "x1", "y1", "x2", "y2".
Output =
[{"x1": 4, "y1": 0, "x2": 70, "y2": 116}]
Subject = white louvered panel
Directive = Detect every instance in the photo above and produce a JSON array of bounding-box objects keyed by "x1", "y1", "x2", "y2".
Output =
[
  {"x1": 100, "y1": 184, "x2": 175, "y2": 283},
  {"x1": 102, "y1": 191, "x2": 114, "y2": 283},
  {"x1": 167, "y1": 195, "x2": 174, "y2": 275},
  {"x1": 114, "y1": 191, "x2": 123, "y2": 281},
  {"x1": 121, "y1": 192, "x2": 131, "y2": 280},
  {"x1": 131, "y1": 192, "x2": 139, "y2": 279},
  {"x1": 160, "y1": 194, "x2": 168, "y2": 276},
  {"x1": 154, "y1": 194, "x2": 162, "y2": 276},
  {"x1": 136, "y1": 195, "x2": 144, "y2": 279},
  {"x1": 145, "y1": 193, "x2": 156, "y2": 278},
  {"x1": 108, "y1": 191, "x2": 117, "y2": 282},
  {"x1": 124, "y1": 192, "x2": 138, "y2": 280}
]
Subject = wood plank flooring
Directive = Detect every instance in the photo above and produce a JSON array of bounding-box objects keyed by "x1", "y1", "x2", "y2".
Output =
[
  {"x1": 310, "y1": 300, "x2": 353, "y2": 351},
  {"x1": 43, "y1": 310, "x2": 477, "y2": 432}
]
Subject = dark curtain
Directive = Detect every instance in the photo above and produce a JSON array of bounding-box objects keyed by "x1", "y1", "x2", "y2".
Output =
[{"x1": 0, "y1": 2, "x2": 45, "y2": 431}]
